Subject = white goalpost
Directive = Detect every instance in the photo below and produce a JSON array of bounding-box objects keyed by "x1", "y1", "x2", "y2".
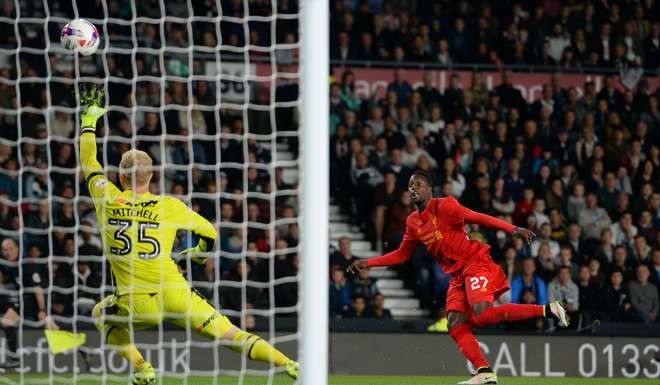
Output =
[
  {"x1": 300, "y1": 0, "x2": 329, "y2": 384},
  {"x1": 0, "y1": 0, "x2": 329, "y2": 383}
]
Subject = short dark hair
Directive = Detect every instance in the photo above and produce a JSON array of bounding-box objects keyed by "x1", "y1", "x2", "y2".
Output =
[
  {"x1": 610, "y1": 267, "x2": 623, "y2": 276},
  {"x1": 411, "y1": 169, "x2": 434, "y2": 186}
]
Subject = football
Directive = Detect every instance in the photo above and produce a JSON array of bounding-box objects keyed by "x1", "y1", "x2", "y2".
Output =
[{"x1": 60, "y1": 18, "x2": 99, "y2": 56}]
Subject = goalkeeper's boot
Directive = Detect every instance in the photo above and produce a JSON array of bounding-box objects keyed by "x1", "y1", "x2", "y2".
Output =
[
  {"x1": 457, "y1": 367, "x2": 497, "y2": 384},
  {"x1": 285, "y1": 360, "x2": 299, "y2": 380},
  {"x1": 547, "y1": 301, "x2": 570, "y2": 327},
  {"x1": 426, "y1": 317, "x2": 448, "y2": 333},
  {"x1": 132, "y1": 361, "x2": 156, "y2": 385}
]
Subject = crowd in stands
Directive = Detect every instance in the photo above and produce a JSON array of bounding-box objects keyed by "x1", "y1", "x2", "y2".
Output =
[
  {"x1": 0, "y1": 0, "x2": 300, "y2": 327},
  {"x1": 331, "y1": 0, "x2": 660, "y2": 70},
  {"x1": 329, "y1": 63, "x2": 659, "y2": 325},
  {"x1": 329, "y1": 236, "x2": 393, "y2": 319}
]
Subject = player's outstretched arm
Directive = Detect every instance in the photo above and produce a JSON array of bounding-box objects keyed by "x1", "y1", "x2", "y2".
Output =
[
  {"x1": 79, "y1": 85, "x2": 107, "y2": 180},
  {"x1": 455, "y1": 199, "x2": 535, "y2": 244},
  {"x1": 348, "y1": 226, "x2": 418, "y2": 274}
]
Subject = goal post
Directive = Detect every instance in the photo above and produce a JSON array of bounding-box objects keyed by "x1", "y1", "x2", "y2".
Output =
[{"x1": 300, "y1": 0, "x2": 329, "y2": 384}]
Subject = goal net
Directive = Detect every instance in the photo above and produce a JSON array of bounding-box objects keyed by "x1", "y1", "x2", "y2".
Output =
[{"x1": 0, "y1": 0, "x2": 327, "y2": 383}]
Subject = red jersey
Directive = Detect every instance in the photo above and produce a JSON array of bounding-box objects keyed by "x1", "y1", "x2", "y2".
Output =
[{"x1": 367, "y1": 196, "x2": 516, "y2": 275}]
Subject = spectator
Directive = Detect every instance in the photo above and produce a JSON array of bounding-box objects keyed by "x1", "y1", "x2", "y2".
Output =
[
  {"x1": 330, "y1": 237, "x2": 358, "y2": 274},
  {"x1": 557, "y1": 245, "x2": 580, "y2": 282},
  {"x1": 513, "y1": 188, "x2": 534, "y2": 225},
  {"x1": 649, "y1": 248, "x2": 660, "y2": 291},
  {"x1": 491, "y1": 178, "x2": 515, "y2": 216},
  {"x1": 588, "y1": 258, "x2": 606, "y2": 287},
  {"x1": 546, "y1": 23, "x2": 571, "y2": 62},
  {"x1": 220, "y1": 260, "x2": 262, "y2": 311},
  {"x1": 439, "y1": 158, "x2": 465, "y2": 199},
  {"x1": 329, "y1": 268, "x2": 351, "y2": 318},
  {"x1": 423, "y1": 103, "x2": 445, "y2": 135},
  {"x1": 577, "y1": 265, "x2": 601, "y2": 325},
  {"x1": 504, "y1": 157, "x2": 526, "y2": 202},
  {"x1": 346, "y1": 296, "x2": 370, "y2": 318},
  {"x1": 637, "y1": 211, "x2": 657, "y2": 246},
  {"x1": 531, "y1": 198, "x2": 550, "y2": 227},
  {"x1": 631, "y1": 234, "x2": 652, "y2": 264},
  {"x1": 594, "y1": 228, "x2": 616, "y2": 265},
  {"x1": 401, "y1": 136, "x2": 436, "y2": 169},
  {"x1": 499, "y1": 247, "x2": 521, "y2": 299},
  {"x1": 566, "y1": 181, "x2": 587, "y2": 221},
  {"x1": 611, "y1": 245, "x2": 635, "y2": 283},
  {"x1": 548, "y1": 266, "x2": 580, "y2": 324},
  {"x1": 510, "y1": 258, "x2": 548, "y2": 305},
  {"x1": 566, "y1": 222, "x2": 588, "y2": 262},
  {"x1": 373, "y1": 171, "x2": 401, "y2": 250},
  {"x1": 578, "y1": 193, "x2": 612, "y2": 241},
  {"x1": 351, "y1": 151, "x2": 384, "y2": 229},
  {"x1": 628, "y1": 264, "x2": 659, "y2": 323},
  {"x1": 0, "y1": 158, "x2": 18, "y2": 201},
  {"x1": 531, "y1": 224, "x2": 560, "y2": 259},
  {"x1": 601, "y1": 269, "x2": 633, "y2": 322},
  {"x1": 598, "y1": 172, "x2": 620, "y2": 214},
  {"x1": 548, "y1": 209, "x2": 567, "y2": 243},
  {"x1": 387, "y1": 68, "x2": 412, "y2": 105},
  {"x1": 611, "y1": 212, "x2": 638, "y2": 246},
  {"x1": 537, "y1": 242, "x2": 558, "y2": 283},
  {"x1": 75, "y1": 259, "x2": 101, "y2": 315},
  {"x1": 351, "y1": 268, "x2": 379, "y2": 301},
  {"x1": 382, "y1": 148, "x2": 412, "y2": 189},
  {"x1": 383, "y1": 191, "x2": 414, "y2": 250},
  {"x1": 371, "y1": 293, "x2": 392, "y2": 319}
]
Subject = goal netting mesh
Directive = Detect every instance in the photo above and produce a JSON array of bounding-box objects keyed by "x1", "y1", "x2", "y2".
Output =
[{"x1": 0, "y1": 0, "x2": 301, "y2": 383}]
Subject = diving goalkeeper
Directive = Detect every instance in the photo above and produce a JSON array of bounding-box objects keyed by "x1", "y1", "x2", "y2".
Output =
[{"x1": 78, "y1": 87, "x2": 298, "y2": 384}]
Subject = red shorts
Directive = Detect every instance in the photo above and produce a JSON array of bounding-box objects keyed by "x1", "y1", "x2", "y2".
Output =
[{"x1": 445, "y1": 256, "x2": 510, "y2": 315}]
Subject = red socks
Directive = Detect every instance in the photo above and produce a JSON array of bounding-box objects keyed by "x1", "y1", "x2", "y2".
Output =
[
  {"x1": 472, "y1": 304, "x2": 544, "y2": 328},
  {"x1": 448, "y1": 323, "x2": 489, "y2": 369},
  {"x1": 448, "y1": 304, "x2": 544, "y2": 369}
]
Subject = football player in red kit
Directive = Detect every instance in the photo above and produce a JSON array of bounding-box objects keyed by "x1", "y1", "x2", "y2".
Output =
[{"x1": 348, "y1": 170, "x2": 568, "y2": 385}]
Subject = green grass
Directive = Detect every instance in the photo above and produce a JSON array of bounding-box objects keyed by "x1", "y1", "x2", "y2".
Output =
[{"x1": 0, "y1": 375, "x2": 658, "y2": 385}]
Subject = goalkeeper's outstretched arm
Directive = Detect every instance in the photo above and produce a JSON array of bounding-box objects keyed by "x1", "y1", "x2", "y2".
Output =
[
  {"x1": 78, "y1": 86, "x2": 107, "y2": 180},
  {"x1": 78, "y1": 86, "x2": 122, "y2": 203}
]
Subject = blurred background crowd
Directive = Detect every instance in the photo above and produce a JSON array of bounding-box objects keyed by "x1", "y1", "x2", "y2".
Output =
[
  {"x1": 0, "y1": 0, "x2": 300, "y2": 327},
  {"x1": 330, "y1": 0, "x2": 660, "y2": 70},
  {"x1": 328, "y1": 1, "x2": 659, "y2": 328}
]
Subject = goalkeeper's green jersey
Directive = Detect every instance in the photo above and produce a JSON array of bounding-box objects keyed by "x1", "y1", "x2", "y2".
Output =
[{"x1": 79, "y1": 131, "x2": 217, "y2": 295}]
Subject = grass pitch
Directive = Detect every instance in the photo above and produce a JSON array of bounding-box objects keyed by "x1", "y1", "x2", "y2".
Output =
[{"x1": 0, "y1": 375, "x2": 658, "y2": 385}]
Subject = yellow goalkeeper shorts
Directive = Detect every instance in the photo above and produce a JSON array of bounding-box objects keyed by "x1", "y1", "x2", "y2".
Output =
[{"x1": 92, "y1": 288, "x2": 235, "y2": 339}]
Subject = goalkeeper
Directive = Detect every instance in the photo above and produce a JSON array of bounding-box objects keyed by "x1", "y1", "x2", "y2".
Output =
[{"x1": 78, "y1": 86, "x2": 298, "y2": 385}]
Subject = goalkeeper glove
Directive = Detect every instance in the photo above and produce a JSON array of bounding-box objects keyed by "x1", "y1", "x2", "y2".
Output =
[
  {"x1": 79, "y1": 85, "x2": 107, "y2": 130},
  {"x1": 179, "y1": 246, "x2": 208, "y2": 266}
]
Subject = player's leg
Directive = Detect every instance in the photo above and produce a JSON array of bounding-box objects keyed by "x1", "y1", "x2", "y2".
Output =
[
  {"x1": 470, "y1": 300, "x2": 545, "y2": 327},
  {"x1": 445, "y1": 280, "x2": 496, "y2": 384},
  {"x1": 92, "y1": 295, "x2": 156, "y2": 384},
  {"x1": 471, "y1": 301, "x2": 568, "y2": 328},
  {"x1": 166, "y1": 288, "x2": 298, "y2": 379},
  {"x1": 0, "y1": 307, "x2": 20, "y2": 368},
  {"x1": 465, "y1": 260, "x2": 566, "y2": 328}
]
